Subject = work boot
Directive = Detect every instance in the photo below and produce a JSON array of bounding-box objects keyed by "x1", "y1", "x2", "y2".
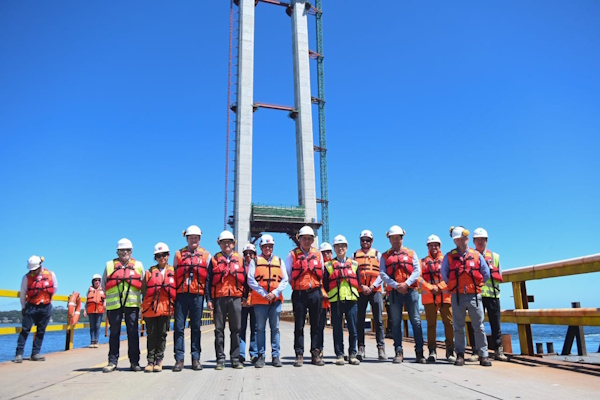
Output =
[
  {"x1": 311, "y1": 349, "x2": 325, "y2": 366},
  {"x1": 130, "y1": 363, "x2": 142, "y2": 372},
  {"x1": 14, "y1": 354, "x2": 23, "y2": 363},
  {"x1": 153, "y1": 360, "x2": 163, "y2": 372},
  {"x1": 31, "y1": 354, "x2": 46, "y2": 362},
  {"x1": 216, "y1": 360, "x2": 225, "y2": 370},
  {"x1": 255, "y1": 356, "x2": 265, "y2": 368},
  {"x1": 427, "y1": 349, "x2": 437, "y2": 364},
  {"x1": 173, "y1": 360, "x2": 184, "y2": 372},
  {"x1": 377, "y1": 345, "x2": 387, "y2": 361},
  {"x1": 392, "y1": 350, "x2": 404, "y2": 364},
  {"x1": 415, "y1": 351, "x2": 427, "y2": 364},
  {"x1": 454, "y1": 353, "x2": 465, "y2": 366},
  {"x1": 238, "y1": 355, "x2": 246, "y2": 363},
  {"x1": 103, "y1": 363, "x2": 117, "y2": 373},
  {"x1": 466, "y1": 353, "x2": 479, "y2": 362},
  {"x1": 251, "y1": 356, "x2": 259, "y2": 365},
  {"x1": 335, "y1": 355, "x2": 345, "y2": 366},
  {"x1": 272, "y1": 357, "x2": 283, "y2": 367},
  {"x1": 480, "y1": 356, "x2": 492, "y2": 367},
  {"x1": 495, "y1": 346, "x2": 508, "y2": 361},
  {"x1": 232, "y1": 360, "x2": 244, "y2": 369},
  {"x1": 293, "y1": 355, "x2": 303, "y2": 367},
  {"x1": 349, "y1": 353, "x2": 360, "y2": 365},
  {"x1": 446, "y1": 347, "x2": 456, "y2": 363},
  {"x1": 357, "y1": 345, "x2": 365, "y2": 361},
  {"x1": 145, "y1": 363, "x2": 154, "y2": 373},
  {"x1": 192, "y1": 359, "x2": 202, "y2": 371}
]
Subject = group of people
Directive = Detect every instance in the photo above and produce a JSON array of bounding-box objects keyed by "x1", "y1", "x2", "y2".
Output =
[{"x1": 14, "y1": 223, "x2": 507, "y2": 370}]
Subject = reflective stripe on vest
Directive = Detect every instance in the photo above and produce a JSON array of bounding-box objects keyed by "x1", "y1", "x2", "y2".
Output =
[
  {"x1": 105, "y1": 259, "x2": 143, "y2": 310},
  {"x1": 481, "y1": 250, "x2": 501, "y2": 298},
  {"x1": 325, "y1": 258, "x2": 359, "y2": 302}
]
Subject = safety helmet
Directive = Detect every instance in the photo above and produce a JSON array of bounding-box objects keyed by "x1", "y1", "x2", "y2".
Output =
[
  {"x1": 183, "y1": 225, "x2": 202, "y2": 237},
  {"x1": 360, "y1": 230, "x2": 373, "y2": 240},
  {"x1": 319, "y1": 242, "x2": 333, "y2": 252},
  {"x1": 450, "y1": 226, "x2": 470, "y2": 239},
  {"x1": 297, "y1": 226, "x2": 315, "y2": 237},
  {"x1": 260, "y1": 234, "x2": 275, "y2": 247},
  {"x1": 473, "y1": 228, "x2": 488, "y2": 239},
  {"x1": 386, "y1": 225, "x2": 405, "y2": 238},
  {"x1": 242, "y1": 243, "x2": 256, "y2": 253},
  {"x1": 426, "y1": 235, "x2": 442, "y2": 246},
  {"x1": 117, "y1": 238, "x2": 133, "y2": 250},
  {"x1": 27, "y1": 255, "x2": 43, "y2": 271},
  {"x1": 92, "y1": 274, "x2": 102, "y2": 281},
  {"x1": 217, "y1": 230, "x2": 235, "y2": 243},
  {"x1": 333, "y1": 235, "x2": 348, "y2": 246},
  {"x1": 153, "y1": 242, "x2": 170, "y2": 254}
]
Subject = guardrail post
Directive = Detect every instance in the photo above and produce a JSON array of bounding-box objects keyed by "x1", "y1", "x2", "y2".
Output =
[
  {"x1": 512, "y1": 281, "x2": 534, "y2": 355},
  {"x1": 561, "y1": 302, "x2": 587, "y2": 356},
  {"x1": 64, "y1": 326, "x2": 74, "y2": 351}
]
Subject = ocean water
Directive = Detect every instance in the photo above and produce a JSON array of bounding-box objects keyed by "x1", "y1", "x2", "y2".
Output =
[{"x1": 1, "y1": 322, "x2": 598, "y2": 362}]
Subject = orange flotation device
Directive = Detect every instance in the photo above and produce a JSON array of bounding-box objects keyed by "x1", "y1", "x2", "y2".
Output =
[{"x1": 68, "y1": 291, "x2": 81, "y2": 327}]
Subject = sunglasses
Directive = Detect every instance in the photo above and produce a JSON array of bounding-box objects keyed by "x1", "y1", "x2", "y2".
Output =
[
  {"x1": 93, "y1": 279, "x2": 101, "y2": 282},
  {"x1": 118, "y1": 249, "x2": 132, "y2": 253},
  {"x1": 361, "y1": 238, "x2": 372, "y2": 242},
  {"x1": 155, "y1": 253, "x2": 169, "y2": 258}
]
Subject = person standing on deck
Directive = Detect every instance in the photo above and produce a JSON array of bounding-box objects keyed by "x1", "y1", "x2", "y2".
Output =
[
  {"x1": 316, "y1": 242, "x2": 333, "y2": 358},
  {"x1": 83, "y1": 274, "x2": 105, "y2": 348},
  {"x1": 240, "y1": 243, "x2": 258, "y2": 364}
]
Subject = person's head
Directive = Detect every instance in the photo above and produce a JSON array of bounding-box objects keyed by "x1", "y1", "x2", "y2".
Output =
[
  {"x1": 360, "y1": 230, "x2": 373, "y2": 251},
  {"x1": 116, "y1": 238, "x2": 133, "y2": 263},
  {"x1": 217, "y1": 230, "x2": 236, "y2": 255},
  {"x1": 260, "y1": 235, "x2": 275, "y2": 258},
  {"x1": 296, "y1": 226, "x2": 315, "y2": 252},
  {"x1": 333, "y1": 235, "x2": 348, "y2": 259},
  {"x1": 472, "y1": 228, "x2": 488, "y2": 253},
  {"x1": 153, "y1": 242, "x2": 170, "y2": 267},
  {"x1": 184, "y1": 225, "x2": 202, "y2": 251},
  {"x1": 27, "y1": 255, "x2": 44, "y2": 276},
  {"x1": 242, "y1": 243, "x2": 257, "y2": 264},
  {"x1": 426, "y1": 234, "x2": 442, "y2": 258},
  {"x1": 319, "y1": 242, "x2": 333, "y2": 262},
  {"x1": 386, "y1": 225, "x2": 405, "y2": 250},
  {"x1": 91, "y1": 274, "x2": 101, "y2": 288},
  {"x1": 450, "y1": 226, "x2": 470, "y2": 253}
]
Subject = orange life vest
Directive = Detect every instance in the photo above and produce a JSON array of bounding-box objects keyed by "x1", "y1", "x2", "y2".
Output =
[
  {"x1": 290, "y1": 247, "x2": 323, "y2": 291},
  {"x1": 353, "y1": 248, "x2": 381, "y2": 292},
  {"x1": 446, "y1": 248, "x2": 484, "y2": 295},
  {"x1": 326, "y1": 258, "x2": 360, "y2": 293},
  {"x1": 211, "y1": 252, "x2": 246, "y2": 298},
  {"x1": 419, "y1": 253, "x2": 450, "y2": 305},
  {"x1": 175, "y1": 246, "x2": 209, "y2": 295},
  {"x1": 26, "y1": 268, "x2": 55, "y2": 305},
  {"x1": 382, "y1": 247, "x2": 419, "y2": 289},
  {"x1": 252, "y1": 255, "x2": 284, "y2": 305},
  {"x1": 142, "y1": 265, "x2": 176, "y2": 318},
  {"x1": 105, "y1": 259, "x2": 143, "y2": 291},
  {"x1": 85, "y1": 286, "x2": 106, "y2": 314}
]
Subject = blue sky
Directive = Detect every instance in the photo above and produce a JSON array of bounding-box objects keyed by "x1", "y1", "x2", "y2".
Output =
[{"x1": 1, "y1": 1, "x2": 598, "y2": 311}]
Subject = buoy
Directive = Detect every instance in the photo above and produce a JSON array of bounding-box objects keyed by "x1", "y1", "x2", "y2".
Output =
[{"x1": 67, "y1": 291, "x2": 81, "y2": 327}]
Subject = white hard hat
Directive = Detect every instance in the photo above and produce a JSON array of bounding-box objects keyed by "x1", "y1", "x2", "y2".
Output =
[
  {"x1": 184, "y1": 225, "x2": 202, "y2": 237},
  {"x1": 473, "y1": 228, "x2": 488, "y2": 239},
  {"x1": 450, "y1": 226, "x2": 470, "y2": 240},
  {"x1": 386, "y1": 225, "x2": 405, "y2": 238},
  {"x1": 153, "y1": 242, "x2": 170, "y2": 254},
  {"x1": 242, "y1": 243, "x2": 256, "y2": 253},
  {"x1": 319, "y1": 242, "x2": 333, "y2": 252},
  {"x1": 297, "y1": 226, "x2": 315, "y2": 237},
  {"x1": 426, "y1": 235, "x2": 442, "y2": 246},
  {"x1": 217, "y1": 230, "x2": 235, "y2": 243},
  {"x1": 360, "y1": 230, "x2": 373, "y2": 240},
  {"x1": 27, "y1": 255, "x2": 43, "y2": 271},
  {"x1": 92, "y1": 274, "x2": 102, "y2": 280},
  {"x1": 260, "y1": 234, "x2": 275, "y2": 247},
  {"x1": 117, "y1": 238, "x2": 133, "y2": 250},
  {"x1": 333, "y1": 235, "x2": 348, "y2": 246}
]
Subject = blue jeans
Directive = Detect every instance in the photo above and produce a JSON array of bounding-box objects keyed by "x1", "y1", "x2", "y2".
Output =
[
  {"x1": 254, "y1": 301, "x2": 282, "y2": 358},
  {"x1": 331, "y1": 301, "x2": 358, "y2": 356},
  {"x1": 174, "y1": 293, "x2": 204, "y2": 362},
  {"x1": 107, "y1": 307, "x2": 140, "y2": 365},
  {"x1": 389, "y1": 289, "x2": 424, "y2": 353},
  {"x1": 88, "y1": 313, "x2": 103, "y2": 343},
  {"x1": 16, "y1": 303, "x2": 52, "y2": 357},
  {"x1": 240, "y1": 306, "x2": 258, "y2": 359}
]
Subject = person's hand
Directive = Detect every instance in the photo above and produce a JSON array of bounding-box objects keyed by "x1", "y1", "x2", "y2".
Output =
[
  {"x1": 396, "y1": 282, "x2": 408, "y2": 294},
  {"x1": 83, "y1": 310, "x2": 88, "y2": 318},
  {"x1": 241, "y1": 298, "x2": 249, "y2": 307},
  {"x1": 207, "y1": 301, "x2": 214, "y2": 311},
  {"x1": 431, "y1": 286, "x2": 439, "y2": 294},
  {"x1": 265, "y1": 292, "x2": 276, "y2": 302},
  {"x1": 362, "y1": 285, "x2": 372, "y2": 295}
]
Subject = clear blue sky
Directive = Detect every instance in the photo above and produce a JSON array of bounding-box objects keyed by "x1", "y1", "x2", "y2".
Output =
[{"x1": 1, "y1": 1, "x2": 598, "y2": 311}]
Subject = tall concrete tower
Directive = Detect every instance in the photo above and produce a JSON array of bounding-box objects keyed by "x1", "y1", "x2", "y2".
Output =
[{"x1": 226, "y1": 0, "x2": 324, "y2": 247}]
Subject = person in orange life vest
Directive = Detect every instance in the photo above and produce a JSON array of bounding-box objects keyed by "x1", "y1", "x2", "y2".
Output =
[
  {"x1": 324, "y1": 235, "x2": 361, "y2": 366},
  {"x1": 247, "y1": 234, "x2": 289, "y2": 368},
  {"x1": 83, "y1": 274, "x2": 105, "y2": 348},
  {"x1": 206, "y1": 230, "x2": 248, "y2": 370},
  {"x1": 473, "y1": 227, "x2": 507, "y2": 361},
  {"x1": 173, "y1": 225, "x2": 211, "y2": 372},
  {"x1": 441, "y1": 226, "x2": 492, "y2": 367},
  {"x1": 15, "y1": 255, "x2": 58, "y2": 363},
  {"x1": 239, "y1": 243, "x2": 258, "y2": 364},
  {"x1": 379, "y1": 225, "x2": 426, "y2": 364},
  {"x1": 142, "y1": 242, "x2": 176, "y2": 373},
  {"x1": 418, "y1": 235, "x2": 455, "y2": 363},
  {"x1": 316, "y1": 242, "x2": 333, "y2": 358},
  {"x1": 284, "y1": 225, "x2": 326, "y2": 367},
  {"x1": 353, "y1": 229, "x2": 386, "y2": 361},
  {"x1": 102, "y1": 238, "x2": 144, "y2": 373}
]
